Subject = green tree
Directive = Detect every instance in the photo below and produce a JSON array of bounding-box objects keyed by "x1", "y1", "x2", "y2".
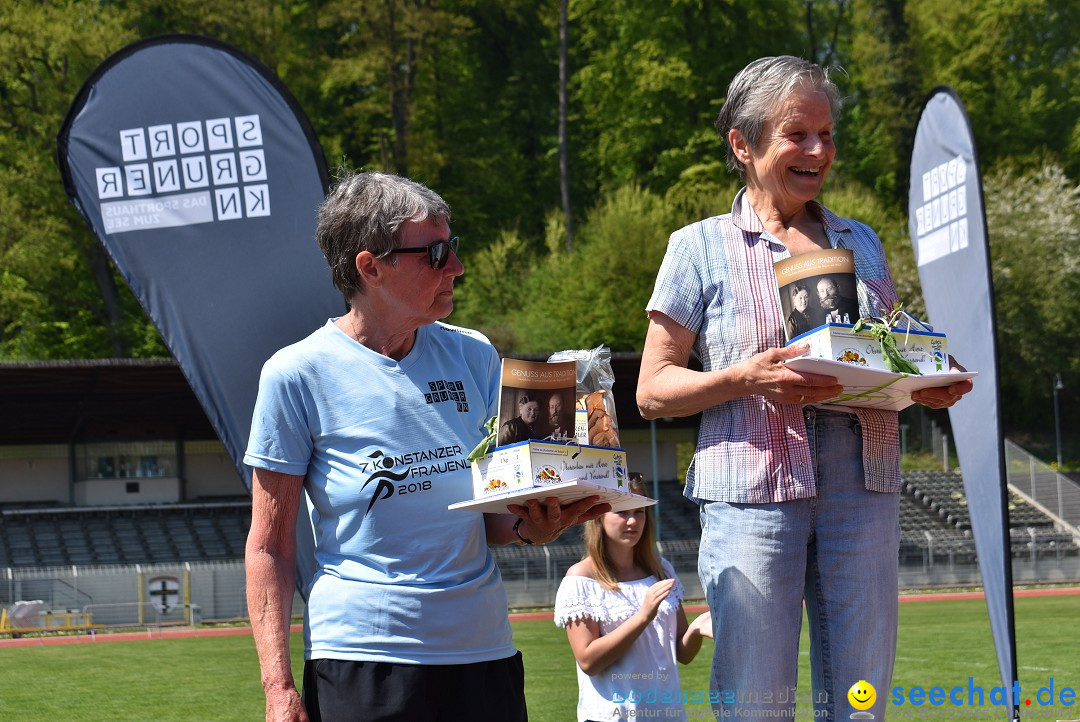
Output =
[
  {"x1": 2, "y1": 0, "x2": 1077, "y2": 404},
  {"x1": 905, "y1": 0, "x2": 1080, "y2": 176},
  {"x1": 317, "y1": 0, "x2": 473, "y2": 179},
  {"x1": 983, "y1": 161, "x2": 1080, "y2": 430},
  {"x1": 310, "y1": 0, "x2": 570, "y2": 251},
  {"x1": 840, "y1": 0, "x2": 922, "y2": 201},
  {"x1": 838, "y1": 0, "x2": 1080, "y2": 202},
  {"x1": 0, "y1": 1, "x2": 158, "y2": 359},
  {"x1": 124, "y1": 0, "x2": 287, "y2": 55},
  {"x1": 500, "y1": 185, "x2": 683, "y2": 353},
  {"x1": 571, "y1": 0, "x2": 800, "y2": 196},
  {"x1": 449, "y1": 227, "x2": 534, "y2": 353},
  {"x1": 428, "y1": 0, "x2": 562, "y2": 247},
  {"x1": 121, "y1": 0, "x2": 334, "y2": 144}
]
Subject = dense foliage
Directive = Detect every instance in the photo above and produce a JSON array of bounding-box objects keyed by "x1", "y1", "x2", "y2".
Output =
[{"x1": 1, "y1": 0, "x2": 1077, "y2": 432}]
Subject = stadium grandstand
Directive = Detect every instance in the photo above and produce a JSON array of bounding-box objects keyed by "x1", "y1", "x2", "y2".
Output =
[{"x1": 1, "y1": 358, "x2": 1078, "y2": 631}]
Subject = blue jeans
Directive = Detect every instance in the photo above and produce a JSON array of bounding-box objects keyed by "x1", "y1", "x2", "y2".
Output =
[{"x1": 698, "y1": 407, "x2": 899, "y2": 722}]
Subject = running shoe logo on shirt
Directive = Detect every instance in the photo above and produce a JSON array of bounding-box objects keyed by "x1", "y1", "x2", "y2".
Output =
[
  {"x1": 358, "y1": 446, "x2": 469, "y2": 515},
  {"x1": 360, "y1": 450, "x2": 411, "y2": 514}
]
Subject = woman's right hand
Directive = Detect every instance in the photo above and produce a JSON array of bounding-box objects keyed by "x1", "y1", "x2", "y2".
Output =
[
  {"x1": 638, "y1": 578, "x2": 677, "y2": 623},
  {"x1": 737, "y1": 343, "x2": 842, "y2": 405}
]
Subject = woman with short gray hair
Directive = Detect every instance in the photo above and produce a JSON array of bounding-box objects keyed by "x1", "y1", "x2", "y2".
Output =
[
  {"x1": 246, "y1": 170, "x2": 609, "y2": 721},
  {"x1": 638, "y1": 56, "x2": 972, "y2": 722}
]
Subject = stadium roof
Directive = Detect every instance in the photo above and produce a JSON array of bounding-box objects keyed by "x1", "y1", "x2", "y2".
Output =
[
  {"x1": 0, "y1": 359, "x2": 217, "y2": 445},
  {"x1": 489, "y1": 350, "x2": 702, "y2": 435},
  {"x1": 0, "y1": 353, "x2": 700, "y2": 447}
]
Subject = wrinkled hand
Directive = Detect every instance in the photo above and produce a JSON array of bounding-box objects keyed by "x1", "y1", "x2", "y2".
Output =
[
  {"x1": 688, "y1": 610, "x2": 713, "y2": 639},
  {"x1": 265, "y1": 687, "x2": 309, "y2": 722},
  {"x1": 740, "y1": 344, "x2": 843, "y2": 405},
  {"x1": 506, "y1": 495, "x2": 612, "y2": 545},
  {"x1": 910, "y1": 356, "x2": 974, "y2": 409},
  {"x1": 637, "y1": 578, "x2": 676, "y2": 623}
]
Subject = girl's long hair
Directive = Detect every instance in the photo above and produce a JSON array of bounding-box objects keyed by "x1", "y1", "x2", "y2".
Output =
[{"x1": 582, "y1": 475, "x2": 666, "y2": 590}]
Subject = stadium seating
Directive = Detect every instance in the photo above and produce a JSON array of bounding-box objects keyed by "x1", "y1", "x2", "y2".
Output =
[
  {"x1": 0, "y1": 474, "x2": 1075, "y2": 569},
  {"x1": 0, "y1": 502, "x2": 250, "y2": 568},
  {"x1": 904, "y1": 470, "x2": 1063, "y2": 529},
  {"x1": 652, "y1": 480, "x2": 702, "y2": 540}
]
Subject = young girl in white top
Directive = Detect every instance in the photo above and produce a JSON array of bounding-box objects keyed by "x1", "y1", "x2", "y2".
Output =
[{"x1": 554, "y1": 477, "x2": 712, "y2": 721}]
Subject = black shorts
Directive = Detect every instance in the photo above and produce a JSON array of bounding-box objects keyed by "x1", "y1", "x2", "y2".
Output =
[{"x1": 301, "y1": 652, "x2": 528, "y2": 722}]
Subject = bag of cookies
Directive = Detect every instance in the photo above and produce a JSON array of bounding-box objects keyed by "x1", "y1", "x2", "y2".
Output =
[{"x1": 547, "y1": 345, "x2": 621, "y2": 448}]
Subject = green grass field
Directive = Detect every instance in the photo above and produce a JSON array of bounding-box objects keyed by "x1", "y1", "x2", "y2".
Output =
[{"x1": 0, "y1": 595, "x2": 1077, "y2": 721}]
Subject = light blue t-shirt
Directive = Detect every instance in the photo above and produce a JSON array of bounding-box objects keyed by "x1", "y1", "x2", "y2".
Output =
[{"x1": 245, "y1": 319, "x2": 515, "y2": 664}]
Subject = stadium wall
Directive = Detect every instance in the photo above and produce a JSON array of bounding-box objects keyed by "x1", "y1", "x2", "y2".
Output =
[
  {"x1": 0, "y1": 446, "x2": 69, "y2": 504},
  {"x1": 0, "y1": 441, "x2": 248, "y2": 506}
]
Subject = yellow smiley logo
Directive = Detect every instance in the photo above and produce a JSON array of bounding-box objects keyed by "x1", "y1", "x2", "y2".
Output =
[{"x1": 848, "y1": 680, "x2": 876, "y2": 711}]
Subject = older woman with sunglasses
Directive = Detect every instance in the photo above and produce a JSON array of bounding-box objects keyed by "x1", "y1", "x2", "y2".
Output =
[{"x1": 245, "y1": 171, "x2": 608, "y2": 722}]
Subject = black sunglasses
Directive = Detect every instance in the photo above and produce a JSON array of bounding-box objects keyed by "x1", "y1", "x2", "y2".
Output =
[{"x1": 385, "y1": 236, "x2": 459, "y2": 269}]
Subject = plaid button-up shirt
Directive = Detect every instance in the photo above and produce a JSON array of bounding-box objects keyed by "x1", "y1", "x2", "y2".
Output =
[{"x1": 646, "y1": 188, "x2": 901, "y2": 504}]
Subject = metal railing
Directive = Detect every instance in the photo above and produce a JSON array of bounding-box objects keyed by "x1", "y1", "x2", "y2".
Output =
[
  {"x1": 3, "y1": 535, "x2": 1077, "y2": 628},
  {"x1": 1005, "y1": 439, "x2": 1080, "y2": 538}
]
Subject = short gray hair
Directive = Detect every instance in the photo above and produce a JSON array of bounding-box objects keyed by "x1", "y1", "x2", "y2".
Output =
[
  {"x1": 715, "y1": 56, "x2": 843, "y2": 179},
  {"x1": 316, "y1": 170, "x2": 451, "y2": 300}
]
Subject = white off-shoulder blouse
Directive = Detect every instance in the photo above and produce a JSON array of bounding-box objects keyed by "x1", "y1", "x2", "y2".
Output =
[{"x1": 554, "y1": 558, "x2": 687, "y2": 721}]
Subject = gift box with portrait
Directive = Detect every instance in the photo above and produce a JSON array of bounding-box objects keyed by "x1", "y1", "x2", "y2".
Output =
[
  {"x1": 453, "y1": 439, "x2": 646, "y2": 513},
  {"x1": 450, "y1": 354, "x2": 653, "y2": 513},
  {"x1": 790, "y1": 320, "x2": 949, "y2": 376},
  {"x1": 495, "y1": 358, "x2": 580, "y2": 447},
  {"x1": 775, "y1": 248, "x2": 863, "y2": 339},
  {"x1": 775, "y1": 249, "x2": 975, "y2": 410}
]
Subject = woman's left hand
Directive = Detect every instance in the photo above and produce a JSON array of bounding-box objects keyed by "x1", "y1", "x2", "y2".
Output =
[
  {"x1": 506, "y1": 495, "x2": 612, "y2": 545},
  {"x1": 910, "y1": 355, "x2": 974, "y2": 409}
]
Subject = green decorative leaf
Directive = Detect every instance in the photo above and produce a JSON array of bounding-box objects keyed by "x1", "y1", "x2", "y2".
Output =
[
  {"x1": 853, "y1": 304, "x2": 922, "y2": 376},
  {"x1": 467, "y1": 416, "x2": 499, "y2": 463}
]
